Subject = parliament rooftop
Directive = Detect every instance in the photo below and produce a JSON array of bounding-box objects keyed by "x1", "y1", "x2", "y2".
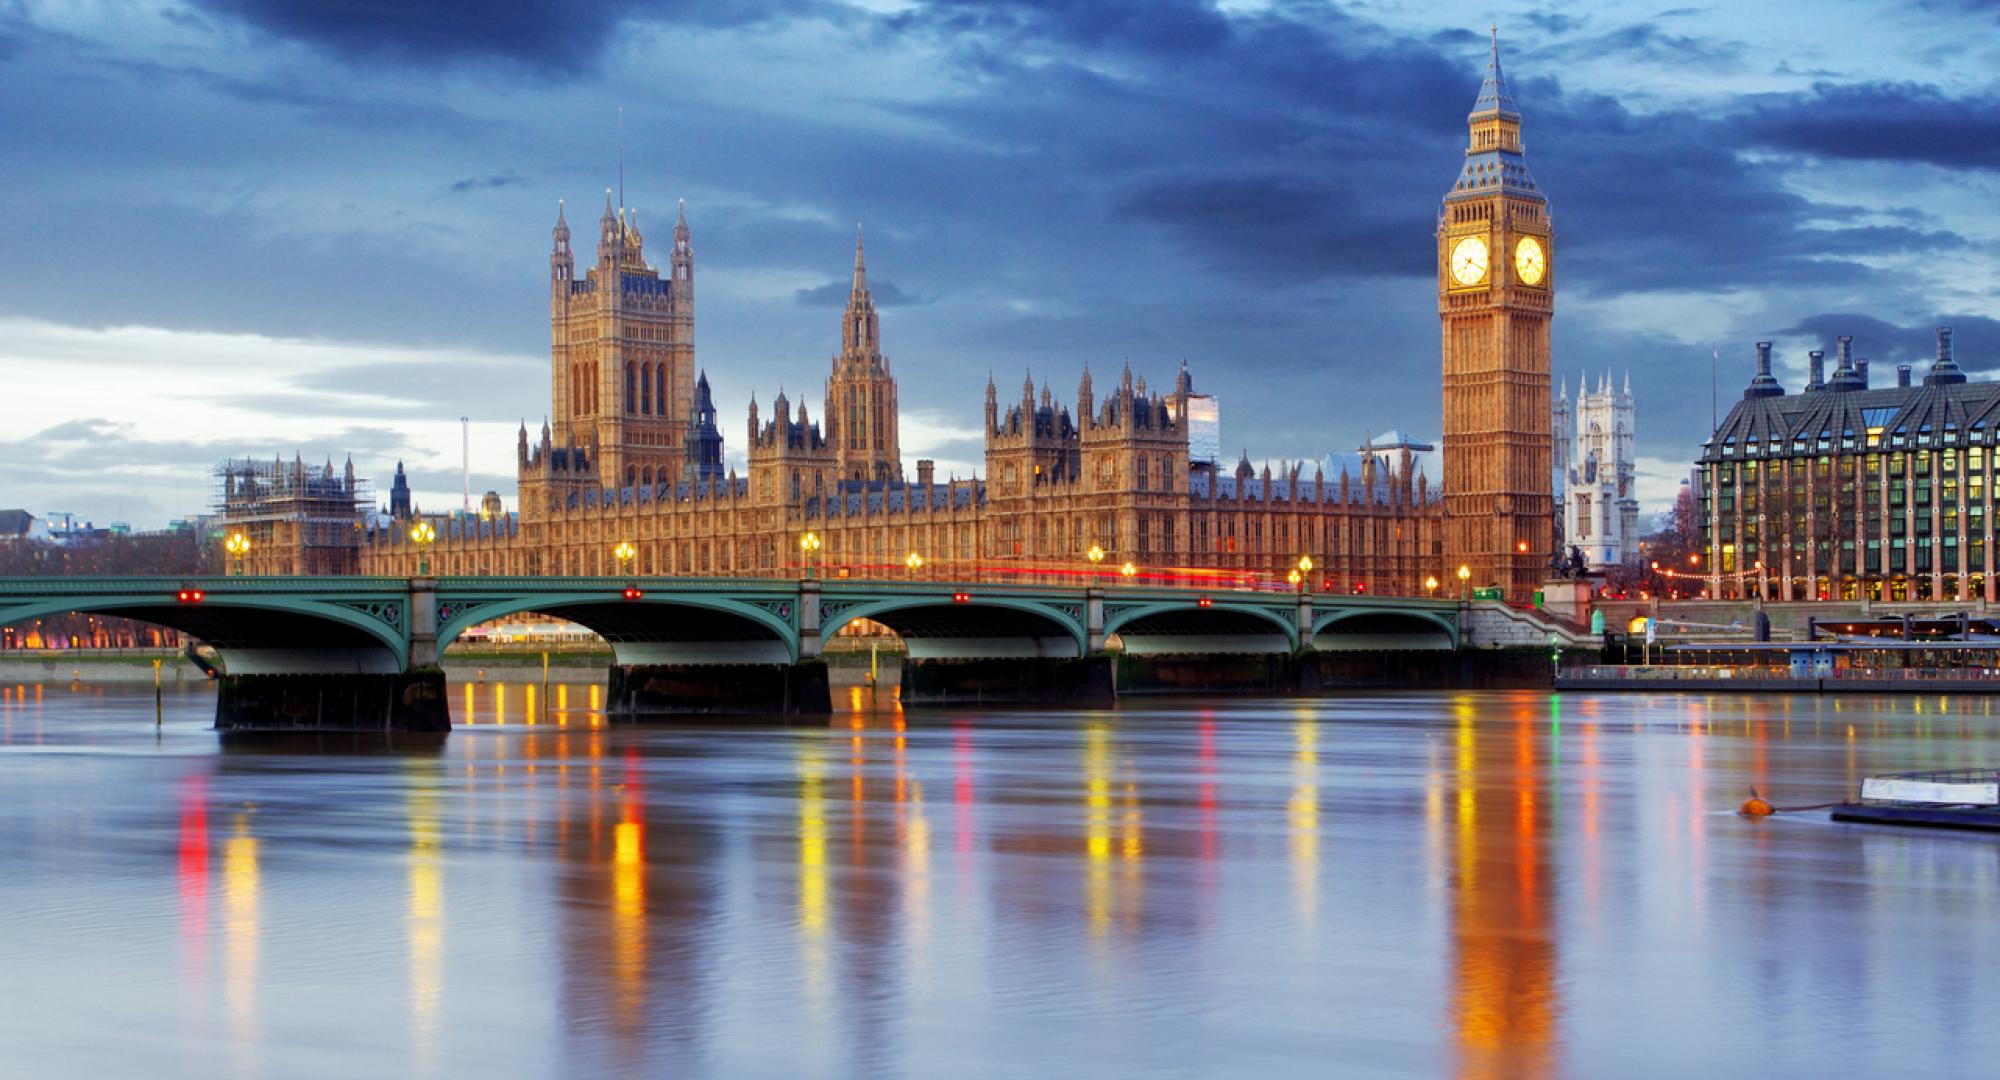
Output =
[{"x1": 1700, "y1": 327, "x2": 2000, "y2": 602}]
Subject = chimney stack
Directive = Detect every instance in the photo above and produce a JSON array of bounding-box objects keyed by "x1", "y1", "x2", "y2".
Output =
[
  {"x1": 1855, "y1": 357, "x2": 1870, "y2": 388},
  {"x1": 1745, "y1": 341, "x2": 1784, "y2": 398},
  {"x1": 1925, "y1": 324, "x2": 1967, "y2": 385},
  {"x1": 1897, "y1": 364, "x2": 1913, "y2": 388},
  {"x1": 917, "y1": 459, "x2": 935, "y2": 487},
  {"x1": 1836, "y1": 335, "x2": 1853, "y2": 372},
  {"x1": 1807, "y1": 349, "x2": 1825, "y2": 390}
]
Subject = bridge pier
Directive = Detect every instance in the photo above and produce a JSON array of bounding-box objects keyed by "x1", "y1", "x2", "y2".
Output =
[
  {"x1": 214, "y1": 670, "x2": 450, "y2": 733},
  {"x1": 900, "y1": 655, "x2": 1116, "y2": 707},
  {"x1": 608, "y1": 660, "x2": 832, "y2": 718}
]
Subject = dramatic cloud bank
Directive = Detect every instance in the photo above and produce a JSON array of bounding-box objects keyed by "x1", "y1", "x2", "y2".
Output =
[{"x1": 4, "y1": 0, "x2": 1998, "y2": 524}]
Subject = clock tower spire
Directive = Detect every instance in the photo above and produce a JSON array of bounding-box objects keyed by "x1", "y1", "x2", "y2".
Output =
[{"x1": 1438, "y1": 26, "x2": 1553, "y2": 599}]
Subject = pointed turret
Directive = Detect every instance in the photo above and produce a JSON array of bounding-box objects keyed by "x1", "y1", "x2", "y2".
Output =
[
  {"x1": 1470, "y1": 24, "x2": 1519, "y2": 121},
  {"x1": 551, "y1": 200, "x2": 574, "y2": 284},
  {"x1": 852, "y1": 224, "x2": 869, "y2": 296},
  {"x1": 598, "y1": 188, "x2": 620, "y2": 259},
  {"x1": 839, "y1": 223, "x2": 881, "y2": 361},
  {"x1": 1446, "y1": 24, "x2": 1538, "y2": 200}
]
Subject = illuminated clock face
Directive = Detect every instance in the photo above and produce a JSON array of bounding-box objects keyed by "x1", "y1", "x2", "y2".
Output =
[
  {"x1": 1515, "y1": 236, "x2": 1547, "y2": 286},
  {"x1": 1449, "y1": 235, "x2": 1489, "y2": 286}
]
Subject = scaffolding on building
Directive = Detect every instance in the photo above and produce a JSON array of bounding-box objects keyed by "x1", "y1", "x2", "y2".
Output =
[{"x1": 214, "y1": 456, "x2": 371, "y2": 575}]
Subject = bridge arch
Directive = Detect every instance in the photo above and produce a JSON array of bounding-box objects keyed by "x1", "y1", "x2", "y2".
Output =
[
  {"x1": 1310, "y1": 607, "x2": 1457, "y2": 651},
  {"x1": 1103, "y1": 601, "x2": 1299, "y2": 655},
  {"x1": 821, "y1": 596, "x2": 1086, "y2": 660},
  {"x1": 0, "y1": 593, "x2": 410, "y2": 673},
  {"x1": 436, "y1": 591, "x2": 800, "y2": 665}
]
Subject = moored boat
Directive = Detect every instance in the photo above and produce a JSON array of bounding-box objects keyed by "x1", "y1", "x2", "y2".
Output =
[{"x1": 1832, "y1": 769, "x2": 2000, "y2": 830}]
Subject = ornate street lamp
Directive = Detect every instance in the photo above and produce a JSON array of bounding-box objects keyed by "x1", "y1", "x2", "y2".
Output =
[
  {"x1": 1296, "y1": 555, "x2": 1314, "y2": 593},
  {"x1": 614, "y1": 541, "x2": 636, "y2": 570},
  {"x1": 408, "y1": 520, "x2": 437, "y2": 576},
  {"x1": 224, "y1": 531, "x2": 250, "y2": 576},
  {"x1": 1086, "y1": 543, "x2": 1105, "y2": 587},
  {"x1": 799, "y1": 531, "x2": 822, "y2": 580},
  {"x1": 1425, "y1": 574, "x2": 1439, "y2": 597},
  {"x1": 905, "y1": 550, "x2": 924, "y2": 578},
  {"x1": 1456, "y1": 563, "x2": 1471, "y2": 600},
  {"x1": 1120, "y1": 560, "x2": 1138, "y2": 585}
]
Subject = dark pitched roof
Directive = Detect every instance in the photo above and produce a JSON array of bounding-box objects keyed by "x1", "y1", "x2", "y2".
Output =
[{"x1": 1706, "y1": 379, "x2": 2000, "y2": 461}]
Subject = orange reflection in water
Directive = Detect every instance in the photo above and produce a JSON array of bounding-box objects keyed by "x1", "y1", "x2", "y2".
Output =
[
  {"x1": 406, "y1": 766, "x2": 443, "y2": 1069},
  {"x1": 1447, "y1": 695, "x2": 1558, "y2": 1080},
  {"x1": 611, "y1": 749, "x2": 647, "y2": 1033},
  {"x1": 223, "y1": 812, "x2": 260, "y2": 1067}
]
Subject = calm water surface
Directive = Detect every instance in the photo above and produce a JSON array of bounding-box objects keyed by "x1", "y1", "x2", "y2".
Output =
[{"x1": 2, "y1": 681, "x2": 1998, "y2": 1078}]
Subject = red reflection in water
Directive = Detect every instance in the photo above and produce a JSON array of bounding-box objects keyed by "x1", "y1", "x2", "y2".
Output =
[
  {"x1": 1196, "y1": 712, "x2": 1218, "y2": 864},
  {"x1": 954, "y1": 719, "x2": 975, "y2": 860},
  {"x1": 178, "y1": 774, "x2": 209, "y2": 983}
]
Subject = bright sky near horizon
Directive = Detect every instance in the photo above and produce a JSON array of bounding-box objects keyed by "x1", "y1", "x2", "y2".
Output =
[{"x1": 5, "y1": 0, "x2": 2000, "y2": 526}]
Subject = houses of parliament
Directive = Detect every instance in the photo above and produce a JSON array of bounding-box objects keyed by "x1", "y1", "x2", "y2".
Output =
[{"x1": 226, "y1": 35, "x2": 1555, "y2": 600}]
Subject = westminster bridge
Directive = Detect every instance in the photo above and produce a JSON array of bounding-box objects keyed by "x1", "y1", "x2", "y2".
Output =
[{"x1": 0, "y1": 576, "x2": 1582, "y2": 730}]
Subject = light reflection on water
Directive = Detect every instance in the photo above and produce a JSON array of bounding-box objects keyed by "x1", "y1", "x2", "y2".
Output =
[{"x1": 2, "y1": 682, "x2": 2000, "y2": 1077}]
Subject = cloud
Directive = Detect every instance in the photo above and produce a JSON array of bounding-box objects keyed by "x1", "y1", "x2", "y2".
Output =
[
  {"x1": 188, "y1": 0, "x2": 815, "y2": 75},
  {"x1": 1534, "y1": 22, "x2": 1746, "y2": 68},
  {"x1": 1116, "y1": 174, "x2": 1435, "y2": 281},
  {"x1": 0, "y1": 318, "x2": 540, "y2": 523},
  {"x1": 1773, "y1": 312, "x2": 2000, "y2": 374},
  {"x1": 1734, "y1": 81, "x2": 2000, "y2": 170},
  {"x1": 792, "y1": 279, "x2": 933, "y2": 306},
  {"x1": 448, "y1": 171, "x2": 526, "y2": 195}
]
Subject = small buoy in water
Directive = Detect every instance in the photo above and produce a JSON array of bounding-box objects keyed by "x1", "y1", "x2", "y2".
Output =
[{"x1": 1739, "y1": 787, "x2": 1774, "y2": 816}]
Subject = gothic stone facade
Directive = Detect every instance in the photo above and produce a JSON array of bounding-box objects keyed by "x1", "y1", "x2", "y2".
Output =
[
  {"x1": 1553, "y1": 372, "x2": 1639, "y2": 569},
  {"x1": 237, "y1": 36, "x2": 1556, "y2": 599}
]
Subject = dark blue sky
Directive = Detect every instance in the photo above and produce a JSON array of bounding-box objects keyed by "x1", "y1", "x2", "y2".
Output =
[{"x1": 5, "y1": 0, "x2": 1998, "y2": 525}]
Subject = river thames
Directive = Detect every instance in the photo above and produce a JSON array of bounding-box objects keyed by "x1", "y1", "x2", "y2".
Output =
[{"x1": 2, "y1": 682, "x2": 1997, "y2": 1078}]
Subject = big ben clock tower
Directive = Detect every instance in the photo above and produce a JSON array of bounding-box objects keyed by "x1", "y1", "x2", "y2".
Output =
[{"x1": 1439, "y1": 28, "x2": 1553, "y2": 600}]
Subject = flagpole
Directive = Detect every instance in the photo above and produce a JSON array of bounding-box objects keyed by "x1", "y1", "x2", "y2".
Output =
[{"x1": 1710, "y1": 346, "x2": 1718, "y2": 433}]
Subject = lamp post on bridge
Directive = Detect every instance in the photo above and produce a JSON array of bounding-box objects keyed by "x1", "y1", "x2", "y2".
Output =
[
  {"x1": 614, "y1": 541, "x2": 637, "y2": 596},
  {"x1": 225, "y1": 531, "x2": 250, "y2": 577},
  {"x1": 1087, "y1": 543, "x2": 1105, "y2": 588},
  {"x1": 905, "y1": 551, "x2": 924, "y2": 579},
  {"x1": 1425, "y1": 574, "x2": 1439, "y2": 598},
  {"x1": 409, "y1": 520, "x2": 437, "y2": 576},
  {"x1": 1456, "y1": 563, "x2": 1471, "y2": 601},
  {"x1": 1295, "y1": 555, "x2": 1314, "y2": 594},
  {"x1": 799, "y1": 531, "x2": 822, "y2": 580}
]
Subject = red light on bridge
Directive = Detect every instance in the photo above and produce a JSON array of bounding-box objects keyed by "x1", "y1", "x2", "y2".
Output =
[
  {"x1": 622, "y1": 587, "x2": 644, "y2": 600},
  {"x1": 176, "y1": 589, "x2": 204, "y2": 603},
  {"x1": 1351, "y1": 582, "x2": 1366, "y2": 595},
  {"x1": 1197, "y1": 596, "x2": 1213, "y2": 607},
  {"x1": 952, "y1": 592, "x2": 971, "y2": 603}
]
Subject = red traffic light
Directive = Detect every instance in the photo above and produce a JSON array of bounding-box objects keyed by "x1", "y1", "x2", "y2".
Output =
[
  {"x1": 951, "y1": 592, "x2": 971, "y2": 603},
  {"x1": 176, "y1": 589, "x2": 204, "y2": 603},
  {"x1": 1351, "y1": 582, "x2": 1366, "y2": 594},
  {"x1": 621, "y1": 587, "x2": 644, "y2": 600},
  {"x1": 1197, "y1": 596, "x2": 1213, "y2": 608}
]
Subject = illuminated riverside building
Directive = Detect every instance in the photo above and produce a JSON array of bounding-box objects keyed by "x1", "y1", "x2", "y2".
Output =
[
  {"x1": 1701, "y1": 328, "x2": 1999, "y2": 601},
  {"x1": 226, "y1": 34, "x2": 1561, "y2": 597}
]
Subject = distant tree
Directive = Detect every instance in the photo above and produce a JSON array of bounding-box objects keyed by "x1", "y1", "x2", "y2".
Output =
[{"x1": 0, "y1": 531, "x2": 215, "y2": 576}]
